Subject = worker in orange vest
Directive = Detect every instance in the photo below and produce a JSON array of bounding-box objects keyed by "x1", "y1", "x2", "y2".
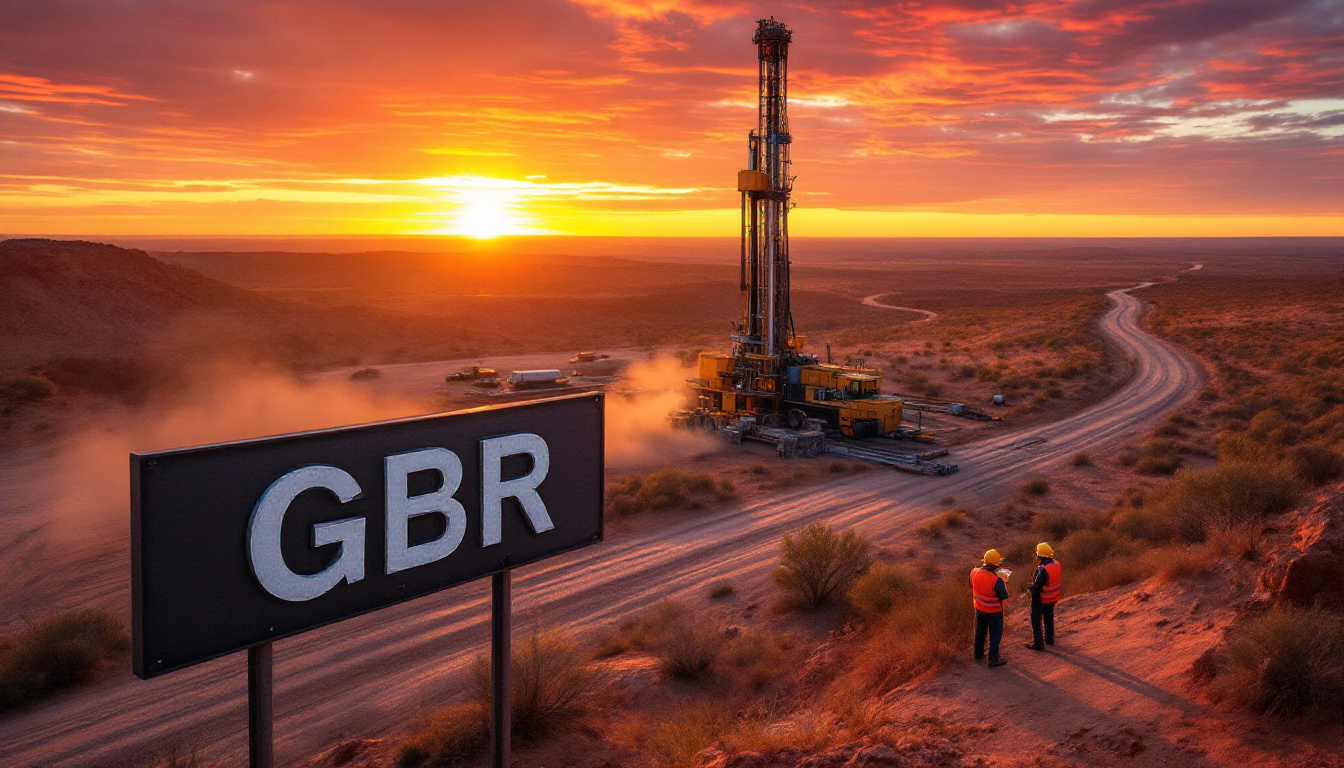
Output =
[
  {"x1": 1024, "y1": 542, "x2": 1061, "y2": 651},
  {"x1": 971, "y1": 549, "x2": 1011, "y2": 667}
]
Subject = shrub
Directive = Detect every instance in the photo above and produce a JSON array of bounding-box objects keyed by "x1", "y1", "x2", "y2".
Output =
[
  {"x1": 846, "y1": 564, "x2": 916, "y2": 624},
  {"x1": 1216, "y1": 433, "x2": 1279, "y2": 463},
  {"x1": 348, "y1": 367, "x2": 382, "y2": 381},
  {"x1": 1058, "y1": 528, "x2": 1128, "y2": 570},
  {"x1": 1288, "y1": 444, "x2": 1344, "y2": 486},
  {"x1": 645, "y1": 701, "x2": 732, "y2": 768},
  {"x1": 1019, "y1": 477, "x2": 1050, "y2": 496},
  {"x1": 1069, "y1": 555, "x2": 1146, "y2": 594},
  {"x1": 773, "y1": 524, "x2": 873, "y2": 609},
  {"x1": 605, "y1": 470, "x2": 736, "y2": 519},
  {"x1": 468, "y1": 627, "x2": 604, "y2": 741},
  {"x1": 1070, "y1": 452, "x2": 1091, "y2": 467},
  {"x1": 708, "y1": 581, "x2": 735, "y2": 600},
  {"x1": 1211, "y1": 607, "x2": 1344, "y2": 717},
  {"x1": 0, "y1": 608, "x2": 129, "y2": 710},
  {"x1": 1110, "y1": 505, "x2": 1172, "y2": 542},
  {"x1": 1154, "y1": 461, "x2": 1301, "y2": 542},
  {"x1": 594, "y1": 601, "x2": 723, "y2": 680},
  {"x1": 652, "y1": 614, "x2": 723, "y2": 680},
  {"x1": 396, "y1": 703, "x2": 488, "y2": 767},
  {"x1": 1031, "y1": 509, "x2": 1087, "y2": 541},
  {"x1": 915, "y1": 517, "x2": 946, "y2": 539},
  {"x1": 848, "y1": 578, "x2": 971, "y2": 692},
  {"x1": 744, "y1": 462, "x2": 769, "y2": 475},
  {"x1": 1135, "y1": 454, "x2": 1184, "y2": 476},
  {"x1": 720, "y1": 632, "x2": 794, "y2": 692}
]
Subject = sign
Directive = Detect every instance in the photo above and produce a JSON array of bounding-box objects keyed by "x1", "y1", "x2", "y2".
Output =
[{"x1": 131, "y1": 392, "x2": 604, "y2": 679}]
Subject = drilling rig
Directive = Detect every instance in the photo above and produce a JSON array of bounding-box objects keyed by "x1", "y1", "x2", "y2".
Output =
[{"x1": 672, "y1": 18, "x2": 955, "y2": 477}]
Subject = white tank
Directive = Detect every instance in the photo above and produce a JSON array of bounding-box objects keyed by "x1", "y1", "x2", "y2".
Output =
[{"x1": 509, "y1": 369, "x2": 563, "y2": 385}]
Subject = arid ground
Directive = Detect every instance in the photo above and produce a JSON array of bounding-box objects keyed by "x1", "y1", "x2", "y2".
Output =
[{"x1": 0, "y1": 237, "x2": 1341, "y2": 767}]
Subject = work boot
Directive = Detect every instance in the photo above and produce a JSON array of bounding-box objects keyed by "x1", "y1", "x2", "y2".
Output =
[
  {"x1": 1024, "y1": 642, "x2": 1043, "y2": 651},
  {"x1": 988, "y1": 658, "x2": 1008, "y2": 668}
]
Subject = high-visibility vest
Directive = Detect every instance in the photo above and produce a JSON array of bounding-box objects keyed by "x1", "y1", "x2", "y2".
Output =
[
  {"x1": 1040, "y1": 561, "x2": 1062, "y2": 604},
  {"x1": 970, "y1": 567, "x2": 1003, "y2": 613}
]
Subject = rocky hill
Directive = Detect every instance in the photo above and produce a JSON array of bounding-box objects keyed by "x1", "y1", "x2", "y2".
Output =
[{"x1": 0, "y1": 239, "x2": 452, "y2": 390}]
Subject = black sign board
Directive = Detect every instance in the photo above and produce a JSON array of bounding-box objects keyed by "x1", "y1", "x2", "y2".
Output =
[{"x1": 131, "y1": 392, "x2": 603, "y2": 678}]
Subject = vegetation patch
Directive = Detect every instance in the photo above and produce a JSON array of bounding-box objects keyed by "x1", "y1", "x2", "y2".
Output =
[
  {"x1": 399, "y1": 626, "x2": 606, "y2": 766},
  {"x1": 0, "y1": 608, "x2": 128, "y2": 711},
  {"x1": 773, "y1": 523, "x2": 873, "y2": 609},
  {"x1": 605, "y1": 470, "x2": 737, "y2": 519},
  {"x1": 1210, "y1": 607, "x2": 1344, "y2": 718}
]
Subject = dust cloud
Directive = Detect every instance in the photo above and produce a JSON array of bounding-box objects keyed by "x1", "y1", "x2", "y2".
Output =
[
  {"x1": 604, "y1": 356, "x2": 718, "y2": 469},
  {"x1": 31, "y1": 364, "x2": 430, "y2": 551},
  {"x1": 13, "y1": 355, "x2": 715, "y2": 556}
]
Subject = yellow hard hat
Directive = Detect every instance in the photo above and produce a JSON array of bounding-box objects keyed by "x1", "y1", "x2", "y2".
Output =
[
  {"x1": 1036, "y1": 542, "x2": 1054, "y2": 558},
  {"x1": 983, "y1": 549, "x2": 1002, "y2": 566}
]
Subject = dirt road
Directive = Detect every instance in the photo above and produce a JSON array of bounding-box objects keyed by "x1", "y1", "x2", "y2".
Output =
[
  {"x1": 860, "y1": 293, "x2": 938, "y2": 321},
  {"x1": 0, "y1": 284, "x2": 1202, "y2": 767}
]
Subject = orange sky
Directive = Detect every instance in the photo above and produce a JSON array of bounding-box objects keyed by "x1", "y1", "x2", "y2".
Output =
[{"x1": 1, "y1": 1, "x2": 1341, "y2": 237}]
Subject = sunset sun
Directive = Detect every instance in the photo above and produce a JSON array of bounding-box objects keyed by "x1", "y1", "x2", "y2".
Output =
[{"x1": 455, "y1": 192, "x2": 518, "y2": 239}]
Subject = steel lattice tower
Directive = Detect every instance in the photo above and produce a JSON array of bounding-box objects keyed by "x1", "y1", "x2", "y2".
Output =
[{"x1": 736, "y1": 18, "x2": 794, "y2": 360}]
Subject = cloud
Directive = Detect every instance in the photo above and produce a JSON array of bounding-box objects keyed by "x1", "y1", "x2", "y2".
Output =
[{"x1": 0, "y1": 0, "x2": 1340, "y2": 231}]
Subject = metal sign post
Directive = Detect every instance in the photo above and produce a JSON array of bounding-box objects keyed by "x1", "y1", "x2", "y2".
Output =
[
  {"x1": 130, "y1": 393, "x2": 603, "y2": 766},
  {"x1": 490, "y1": 570, "x2": 511, "y2": 768},
  {"x1": 248, "y1": 643, "x2": 274, "y2": 768}
]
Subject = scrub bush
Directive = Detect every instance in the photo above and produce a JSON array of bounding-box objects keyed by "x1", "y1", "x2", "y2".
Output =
[
  {"x1": 605, "y1": 470, "x2": 737, "y2": 519},
  {"x1": 1031, "y1": 509, "x2": 1088, "y2": 540},
  {"x1": 773, "y1": 524, "x2": 873, "y2": 609},
  {"x1": 1287, "y1": 444, "x2": 1344, "y2": 486},
  {"x1": 1212, "y1": 607, "x2": 1344, "y2": 717},
  {"x1": 1154, "y1": 462, "x2": 1300, "y2": 542},
  {"x1": 0, "y1": 608, "x2": 128, "y2": 710},
  {"x1": 846, "y1": 564, "x2": 916, "y2": 625},
  {"x1": 848, "y1": 578, "x2": 972, "y2": 692},
  {"x1": 1019, "y1": 477, "x2": 1050, "y2": 495},
  {"x1": 654, "y1": 615, "x2": 724, "y2": 680},
  {"x1": 396, "y1": 704, "x2": 488, "y2": 767},
  {"x1": 465, "y1": 628, "x2": 605, "y2": 742}
]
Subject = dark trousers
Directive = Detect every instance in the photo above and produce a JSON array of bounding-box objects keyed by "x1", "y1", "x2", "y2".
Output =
[
  {"x1": 974, "y1": 610, "x2": 1004, "y2": 662},
  {"x1": 1030, "y1": 601, "x2": 1056, "y2": 649}
]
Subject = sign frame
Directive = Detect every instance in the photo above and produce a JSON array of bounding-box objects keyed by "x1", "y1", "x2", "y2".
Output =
[{"x1": 130, "y1": 391, "x2": 605, "y2": 768}]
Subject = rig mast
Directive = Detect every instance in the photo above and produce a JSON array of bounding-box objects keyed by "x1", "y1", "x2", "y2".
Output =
[{"x1": 736, "y1": 18, "x2": 794, "y2": 360}]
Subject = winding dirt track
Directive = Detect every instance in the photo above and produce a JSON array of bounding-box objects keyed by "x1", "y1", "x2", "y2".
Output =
[
  {"x1": 861, "y1": 293, "x2": 938, "y2": 321},
  {"x1": 0, "y1": 283, "x2": 1202, "y2": 767}
]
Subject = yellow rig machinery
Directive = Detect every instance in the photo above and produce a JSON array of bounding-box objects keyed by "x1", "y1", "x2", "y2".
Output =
[{"x1": 677, "y1": 19, "x2": 910, "y2": 445}]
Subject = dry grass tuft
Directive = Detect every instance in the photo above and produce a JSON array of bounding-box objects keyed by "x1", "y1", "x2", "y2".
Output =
[
  {"x1": 1153, "y1": 461, "x2": 1300, "y2": 542},
  {"x1": 846, "y1": 578, "x2": 972, "y2": 692},
  {"x1": 606, "y1": 470, "x2": 737, "y2": 519},
  {"x1": 594, "y1": 602, "x2": 724, "y2": 680},
  {"x1": 1288, "y1": 443, "x2": 1344, "y2": 486},
  {"x1": 773, "y1": 524, "x2": 873, "y2": 609},
  {"x1": 1019, "y1": 477, "x2": 1050, "y2": 496},
  {"x1": 395, "y1": 703, "x2": 488, "y2": 767},
  {"x1": 464, "y1": 627, "x2": 605, "y2": 744},
  {"x1": 708, "y1": 581, "x2": 735, "y2": 600},
  {"x1": 1069, "y1": 452, "x2": 1091, "y2": 466},
  {"x1": 1211, "y1": 607, "x2": 1344, "y2": 718},
  {"x1": 0, "y1": 608, "x2": 129, "y2": 710},
  {"x1": 846, "y1": 564, "x2": 916, "y2": 625}
]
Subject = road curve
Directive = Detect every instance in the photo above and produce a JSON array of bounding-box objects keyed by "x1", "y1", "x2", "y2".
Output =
[
  {"x1": 861, "y1": 293, "x2": 938, "y2": 321},
  {"x1": 0, "y1": 284, "x2": 1203, "y2": 767}
]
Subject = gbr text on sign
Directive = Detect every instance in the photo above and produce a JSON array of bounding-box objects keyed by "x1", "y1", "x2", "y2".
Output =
[{"x1": 131, "y1": 393, "x2": 603, "y2": 678}]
